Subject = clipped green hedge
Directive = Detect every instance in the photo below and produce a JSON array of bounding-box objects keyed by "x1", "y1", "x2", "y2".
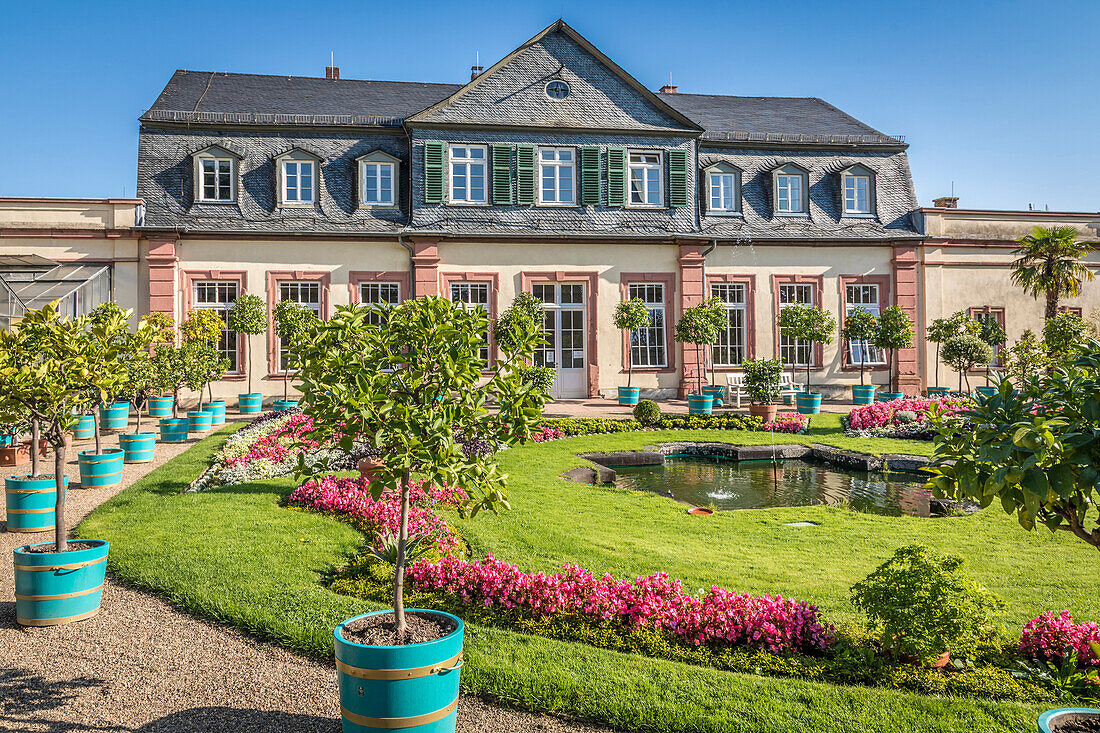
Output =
[{"x1": 542, "y1": 413, "x2": 762, "y2": 436}]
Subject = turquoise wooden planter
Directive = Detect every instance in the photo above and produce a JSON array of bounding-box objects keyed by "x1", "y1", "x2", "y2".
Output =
[
  {"x1": 159, "y1": 418, "x2": 189, "y2": 443},
  {"x1": 272, "y1": 400, "x2": 298, "y2": 412},
  {"x1": 926, "y1": 387, "x2": 950, "y2": 398},
  {"x1": 78, "y1": 449, "x2": 124, "y2": 488},
  {"x1": 795, "y1": 392, "x2": 822, "y2": 415},
  {"x1": 201, "y1": 401, "x2": 226, "y2": 426},
  {"x1": 851, "y1": 385, "x2": 877, "y2": 405},
  {"x1": 877, "y1": 391, "x2": 905, "y2": 403},
  {"x1": 147, "y1": 395, "x2": 174, "y2": 418},
  {"x1": 335, "y1": 610, "x2": 464, "y2": 733},
  {"x1": 702, "y1": 385, "x2": 725, "y2": 407},
  {"x1": 0, "y1": 433, "x2": 15, "y2": 447},
  {"x1": 5, "y1": 475, "x2": 69, "y2": 533},
  {"x1": 238, "y1": 393, "x2": 263, "y2": 414},
  {"x1": 1038, "y1": 708, "x2": 1100, "y2": 733},
  {"x1": 617, "y1": 387, "x2": 639, "y2": 406},
  {"x1": 73, "y1": 415, "x2": 95, "y2": 440},
  {"x1": 13, "y1": 539, "x2": 109, "y2": 626},
  {"x1": 98, "y1": 402, "x2": 130, "y2": 433},
  {"x1": 687, "y1": 394, "x2": 714, "y2": 415},
  {"x1": 975, "y1": 385, "x2": 998, "y2": 398},
  {"x1": 118, "y1": 433, "x2": 156, "y2": 464},
  {"x1": 187, "y1": 410, "x2": 213, "y2": 433}
]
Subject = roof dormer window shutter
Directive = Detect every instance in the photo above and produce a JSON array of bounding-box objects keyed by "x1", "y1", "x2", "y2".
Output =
[
  {"x1": 668, "y1": 149, "x2": 688, "y2": 208},
  {"x1": 491, "y1": 144, "x2": 513, "y2": 205},
  {"x1": 423, "y1": 141, "x2": 445, "y2": 204},
  {"x1": 516, "y1": 144, "x2": 536, "y2": 206},
  {"x1": 606, "y1": 147, "x2": 626, "y2": 207},
  {"x1": 580, "y1": 147, "x2": 600, "y2": 205}
]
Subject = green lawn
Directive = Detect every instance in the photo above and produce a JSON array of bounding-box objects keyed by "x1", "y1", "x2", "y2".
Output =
[{"x1": 78, "y1": 422, "x2": 1071, "y2": 733}]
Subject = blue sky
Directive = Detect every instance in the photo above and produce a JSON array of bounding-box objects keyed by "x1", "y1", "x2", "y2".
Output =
[{"x1": 1, "y1": 0, "x2": 1097, "y2": 210}]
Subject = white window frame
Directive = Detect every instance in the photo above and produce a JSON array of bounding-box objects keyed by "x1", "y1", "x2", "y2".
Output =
[
  {"x1": 778, "y1": 283, "x2": 815, "y2": 367},
  {"x1": 192, "y1": 281, "x2": 240, "y2": 374},
  {"x1": 710, "y1": 283, "x2": 747, "y2": 366},
  {"x1": 196, "y1": 155, "x2": 235, "y2": 202},
  {"x1": 359, "y1": 282, "x2": 401, "y2": 325},
  {"x1": 842, "y1": 173, "x2": 873, "y2": 216},
  {"x1": 281, "y1": 159, "x2": 316, "y2": 205},
  {"x1": 449, "y1": 282, "x2": 491, "y2": 364},
  {"x1": 538, "y1": 147, "x2": 577, "y2": 206},
  {"x1": 845, "y1": 284, "x2": 885, "y2": 366},
  {"x1": 775, "y1": 172, "x2": 806, "y2": 215},
  {"x1": 359, "y1": 159, "x2": 397, "y2": 208},
  {"x1": 448, "y1": 144, "x2": 488, "y2": 205},
  {"x1": 276, "y1": 281, "x2": 323, "y2": 372},
  {"x1": 628, "y1": 150, "x2": 664, "y2": 208},
  {"x1": 627, "y1": 282, "x2": 667, "y2": 368},
  {"x1": 706, "y1": 166, "x2": 741, "y2": 215}
]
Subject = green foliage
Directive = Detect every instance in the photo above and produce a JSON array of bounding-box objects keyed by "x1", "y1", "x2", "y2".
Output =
[
  {"x1": 515, "y1": 365, "x2": 555, "y2": 396},
  {"x1": 975, "y1": 315, "x2": 1006, "y2": 350},
  {"x1": 1017, "y1": 648, "x2": 1100, "y2": 704},
  {"x1": 494, "y1": 292, "x2": 546, "y2": 354},
  {"x1": 1012, "y1": 225, "x2": 1096, "y2": 320},
  {"x1": 1000, "y1": 330, "x2": 1050, "y2": 384},
  {"x1": 928, "y1": 312, "x2": 980, "y2": 344},
  {"x1": 925, "y1": 339, "x2": 1100, "y2": 550},
  {"x1": 226, "y1": 294, "x2": 268, "y2": 336},
  {"x1": 151, "y1": 344, "x2": 188, "y2": 417},
  {"x1": 273, "y1": 299, "x2": 320, "y2": 399},
  {"x1": 893, "y1": 411, "x2": 917, "y2": 425},
  {"x1": 941, "y1": 334, "x2": 993, "y2": 390},
  {"x1": 842, "y1": 307, "x2": 879, "y2": 346},
  {"x1": 632, "y1": 399, "x2": 662, "y2": 426},
  {"x1": 613, "y1": 298, "x2": 651, "y2": 388},
  {"x1": 676, "y1": 301, "x2": 725, "y2": 394},
  {"x1": 742, "y1": 358, "x2": 783, "y2": 405},
  {"x1": 1044, "y1": 311, "x2": 1090, "y2": 362},
  {"x1": 851, "y1": 545, "x2": 1003, "y2": 665},
  {"x1": 539, "y1": 414, "x2": 762, "y2": 436},
  {"x1": 181, "y1": 308, "x2": 225, "y2": 346},
  {"x1": 874, "y1": 306, "x2": 914, "y2": 352},
  {"x1": 778, "y1": 304, "x2": 836, "y2": 390},
  {"x1": 183, "y1": 342, "x2": 231, "y2": 401}
]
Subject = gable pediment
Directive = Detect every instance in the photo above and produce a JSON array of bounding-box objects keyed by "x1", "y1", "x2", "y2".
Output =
[{"x1": 407, "y1": 21, "x2": 700, "y2": 133}]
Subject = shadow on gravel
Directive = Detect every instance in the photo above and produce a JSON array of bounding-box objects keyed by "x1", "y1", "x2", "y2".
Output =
[
  {"x1": 0, "y1": 667, "x2": 124, "y2": 732},
  {"x1": 136, "y1": 707, "x2": 338, "y2": 732},
  {"x1": 0, "y1": 600, "x2": 16, "y2": 629}
]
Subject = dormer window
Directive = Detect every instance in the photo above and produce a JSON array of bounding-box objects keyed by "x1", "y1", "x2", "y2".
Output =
[
  {"x1": 705, "y1": 162, "x2": 741, "y2": 215},
  {"x1": 192, "y1": 145, "x2": 242, "y2": 203},
  {"x1": 773, "y1": 164, "x2": 808, "y2": 215},
  {"x1": 840, "y1": 164, "x2": 875, "y2": 216},
  {"x1": 628, "y1": 151, "x2": 663, "y2": 208},
  {"x1": 275, "y1": 149, "x2": 322, "y2": 207},
  {"x1": 357, "y1": 150, "x2": 400, "y2": 208}
]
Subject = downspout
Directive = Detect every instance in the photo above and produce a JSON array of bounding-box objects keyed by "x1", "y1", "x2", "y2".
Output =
[
  {"x1": 399, "y1": 120, "x2": 415, "y2": 298},
  {"x1": 398, "y1": 232, "x2": 414, "y2": 299}
]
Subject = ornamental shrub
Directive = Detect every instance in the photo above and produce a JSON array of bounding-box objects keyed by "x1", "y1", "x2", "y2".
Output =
[
  {"x1": 227, "y1": 293, "x2": 268, "y2": 394},
  {"x1": 538, "y1": 414, "x2": 762, "y2": 436},
  {"x1": 1020, "y1": 610, "x2": 1100, "y2": 667},
  {"x1": 1044, "y1": 311, "x2": 1091, "y2": 363},
  {"x1": 632, "y1": 399, "x2": 661, "y2": 426},
  {"x1": 516, "y1": 365, "x2": 555, "y2": 396},
  {"x1": 777, "y1": 304, "x2": 836, "y2": 392},
  {"x1": 845, "y1": 396, "x2": 969, "y2": 431},
  {"x1": 942, "y1": 333, "x2": 993, "y2": 392},
  {"x1": 893, "y1": 410, "x2": 917, "y2": 425},
  {"x1": 613, "y1": 298, "x2": 652, "y2": 388},
  {"x1": 842, "y1": 307, "x2": 879, "y2": 385},
  {"x1": 742, "y1": 358, "x2": 782, "y2": 405},
  {"x1": 851, "y1": 544, "x2": 1003, "y2": 665}
]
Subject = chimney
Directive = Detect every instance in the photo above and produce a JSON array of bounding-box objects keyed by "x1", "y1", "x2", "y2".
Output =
[
  {"x1": 933, "y1": 196, "x2": 958, "y2": 209},
  {"x1": 659, "y1": 84, "x2": 678, "y2": 94},
  {"x1": 325, "y1": 66, "x2": 340, "y2": 80},
  {"x1": 470, "y1": 65, "x2": 483, "y2": 81}
]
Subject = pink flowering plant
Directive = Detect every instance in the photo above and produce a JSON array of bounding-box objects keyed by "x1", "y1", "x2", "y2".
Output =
[
  {"x1": 845, "y1": 396, "x2": 970, "y2": 438},
  {"x1": 762, "y1": 412, "x2": 808, "y2": 434},
  {"x1": 1020, "y1": 611, "x2": 1100, "y2": 667}
]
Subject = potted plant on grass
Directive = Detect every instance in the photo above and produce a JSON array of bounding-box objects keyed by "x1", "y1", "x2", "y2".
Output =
[
  {"x1": 295, "y1": 296, "x2": 546, "y2": 733},
  {"x1": 76, "y1": 305, "x2": 129, "y2": 489},
  {"x1": 181, "y1": 309, "x2": 230, "y2": 426},
  {"x1": 873, "y1": 305, "x2": 914, "y2": 402},
  {"x1": 613, "y1": 298, "x2": 652, "y2": 406},
  {"x1": 675, "y1": 302, "x2": 722, "y2": 414},
  {"x1": 941, "y1": 333, "x2": 992, "y2": 394},
  {"x1": 226, "y1": 293, "x2": 267, "y2": 415},
  {"x1": 700, "y1": 297, "x2": 729, "y2": 407},
  {"x1": 272, "y1": 299, "x2": 318, "y2": 411},
  {"x1": 777, "y1": 303, "x2": 836, "y2": 415},
  {"x1": 0, "y1": 303, "x2": 110, "y2": 626},
  {"x1": 841, "y1": 306, "x2": 880, "y2": 405},
  {"x1": 742, "y1": 358, "x2": 782, "y2": 422}
]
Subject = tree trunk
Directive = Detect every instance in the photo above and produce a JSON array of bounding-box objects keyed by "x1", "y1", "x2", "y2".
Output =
[
  {"x1": 135, "y1": 400, "x2": 143, "y2": 434},
  {"x1": 393, "y1": 471, "x2": 411, "y2": 634},
  {"x1": 93, "y1": 409, "x2": 102, "y2": 455},
  {"x1": 54, "y1": 439, "x2": 67, "y2": 552},
  {"x1": 283, "y1": 373, "x2": 289, "y2": 401},
  {"x1": 30, "y1": 418, "x2": 41, "y2": 479},
  {"x1": 172, "y1": 388, "x2": 179, "y2": 419},
  {"x1": 1045, "y1": 289, "x2": 1059, "y2": 322},
  {"x1": 806, "y1": 361, "x2": 812, "y2": 394},
  {"x1": 246, "y1": 336, "x2": 253, "y2": 394},
  {"x1": 935, "y1": 343, "x2": 941, "y2": 388},
  {"x1": 958, "y1": 369, "x2": 963, "y2": 393}
]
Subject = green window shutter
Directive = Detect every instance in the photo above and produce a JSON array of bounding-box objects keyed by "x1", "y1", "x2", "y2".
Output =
[
  {"x1": 491, "y1": 144, "x2": 513, "y2": 205},
  {"x1": 516, "y1": 144, "x2": 536, "y2": 206},
  {"x1": 606, "y1": 147, "x2": 626, "y2": 207},
  {"x1": 668, "y1": 149, "x2": 688, "y2": 208},
  {"x1": 423, "y1": 141, "x2": 445, "y2": 204},
  {"x1": 580, "y1": 147, "x2": 600, "y2": 206}
]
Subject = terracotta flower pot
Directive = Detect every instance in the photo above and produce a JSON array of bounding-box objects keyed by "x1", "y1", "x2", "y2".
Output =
[
  {"x1": 748, "y1": 404, "x2": 778, "y2": 422},
  {"x1": 687, "y1": 507, "x2": 714, "y2": 515},
  {"x1": 357, "y1": 458, "x2": 384, "y2": 480}
]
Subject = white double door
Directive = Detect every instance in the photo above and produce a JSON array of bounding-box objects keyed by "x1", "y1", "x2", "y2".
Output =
[{"x1": 532, "y1": 283, "x2": 587, "y2": 399}]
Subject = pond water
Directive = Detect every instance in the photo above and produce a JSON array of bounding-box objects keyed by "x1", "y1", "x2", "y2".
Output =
[{"x1": 612, "y1": 455, "x2": 931, "y2": 517}]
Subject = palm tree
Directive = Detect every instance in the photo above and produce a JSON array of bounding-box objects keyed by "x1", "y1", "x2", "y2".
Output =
[{"x1": 1011, "y1": 226, "x2": 1096, "y2": 321}]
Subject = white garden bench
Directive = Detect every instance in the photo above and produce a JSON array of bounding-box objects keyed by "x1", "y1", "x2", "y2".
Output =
[{"x1": 726, "y1": 372, "x2": 806, "y2": 408}]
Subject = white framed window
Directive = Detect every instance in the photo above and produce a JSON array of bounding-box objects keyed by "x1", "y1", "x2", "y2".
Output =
[
  {"x1": 778, "y1": 283, "x2": 814, "y2": 367},
  {"x1": 707, "y1": 166, "x2": 741, "y2": 214},
  {"x1": 776, "y1": 174, "x2": 805, "y2": 214},
  {"x1": 198, "y1": 157, "x2": 234, "y2": 202},
  {"x1": 449, "y1": 282, "x2": 491, "y2": 364},
  {"x1": 361, "y1": 162, "x2": 394, "y2": 206},
  {"x1": 360, "y1": 282, "x2": 401, "y2": 325},
  {"x1": 449, "y1": 145, "x2": 487, "y2": 204},
  {"x1": 539, "y1": 147, "x2": 575, "y2": 205},
  {"x1": 277, "y1": 281, "x2": 322, "y2": 372},
  {"x1": 845, "y1": 284, "x2": 885, "y2": 365},
  {"x1": 193, "y1": 281, "x2": 239, "y2": 373},
  {"x1": 281, "y1": 160, "x2": 315, "y2": 204},
  {"x1": 711, "y1": 283, "x2": 747, "y2": 366},
  {"x1": 843, "y1": 174, "x2": 872, "y2": 215},
  {"x1": 627, "y1": 282, "x2": 667, "y2": 367},
  {"x1": 628, "y1": 151, "x2": 663, "y2": 207}
]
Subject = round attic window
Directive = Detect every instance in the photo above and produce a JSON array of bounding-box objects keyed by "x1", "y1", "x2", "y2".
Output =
[{"x1": 545, "y1": 80, "x2": 570, "y2": 100}]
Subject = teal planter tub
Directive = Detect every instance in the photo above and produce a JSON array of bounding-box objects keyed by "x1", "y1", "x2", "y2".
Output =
[
  {"x1": 13, "y1": 539, "x2": 109, "y2": 626},
  {"x1": 98, "y1": 402, "x2": 130, "y2": 433},
  {"x1": 795, "y1": 392, "x2": 822, "y2": 415},
  {"x1": 118, "y1": 433, "x2": 156, "y2": 464},
  {"x1": 877, "y1": 391, "x2": 905, "y2": 402},
  {"x1": 187, "y1": 410, "x2": 213, "y2": 433},
  {"x1": 201, "y1": 400, "x2": 226, "y2": 426},
  {"x1": 702, "y1": 385, "x2": 725, "y2": 407},
  {"x1": 975, "y1": 385, "x2": 998, "y2": 398},
  {"x1": 926, "y1": 386, "x2": 950, "y2": 398},
  {"x1": 78, "y1": 449, "x2": 124, "y2": 488},
  {"x1": 851, "y1": 385, "x2": 877, "y2": 405},
  {"x1": 335, "y1": 610, "x2": 464, "y2": 733},
  {"x1": 146, "y1": 395, "x2": 174, "y2": 418},
  {"x1": 0, "y1": 434, "x2": 15, "y2": 447},
  {"x1": 238, "y1": 393, "x2": 263, "y2": 414},
  {"x1": 159, "y1": 418, "x2": 189, "y2": 443},
  {"x1": 617, "y1": 387, "x2": 639, "y2": 406},
  {"x1": 1038, "y1": 708, "x2": 1100, "y2": 733},
  {"x1": 272, "y1": 400, "x2": 298, "y2": 412},
  {"x1": 5, "y1": 475, "x2": 69, "y2": 534},
  {"x1": 687, "y1": 394, "x2": 714, "y2": 415},
  {"x1": 73, "y1": 415, "x2": 95, "y2": 440}
]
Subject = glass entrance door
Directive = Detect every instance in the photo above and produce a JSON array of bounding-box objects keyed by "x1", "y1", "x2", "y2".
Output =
[{"x1": 532, "y1": 283, "x2": 587, "y2": 398}]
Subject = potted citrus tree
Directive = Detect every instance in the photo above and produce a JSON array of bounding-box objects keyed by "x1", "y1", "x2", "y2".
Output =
[
  {"x1": 0, "y1": 303, "x2": 110, "y2": 626},
  {"x1": 941, "y1": 332, "x2": 992, "y2": 393},
  {"x1": 295, "y1": 296, "x2": 546, "y2": 733},
  {"x1": 151, "y1": 341, "x2": 190, "y2": 443},
  {"x1": 117, "y1": 315, "x2": 170, "y2": 464},
  {"x1": 88, "y1": 304, "x2": 132, "y2": 436},
  {"x1": 181, "y1": 309, "x2": 229, "y2": 427},
  {"x1": 742, "y1": 358, "x2": 782, "y2": 422},
  {"x1": 142, "y1": 313, "x2": 177, "y2": 418},
  {"x1": 700, "y1": 297, "x2": 729, "y2": 407},
  {"x1": 873, "y1": 305, "x2": 914, "y2": 402},
  {"x1": 272, "y1": 298, "x2": 318, "y2": 410},
  {"x1": 841, "y1": 306, "x2": 879, "y2": 405},
  {"x1": 227, "y1": 293, "x2": 267, "y2": 415},
  {"x1": 778, "y1": 303, "x2": 836, "y2": 415},
  {"x1": 613, "y1": 297, "x2": 651, "y2": 406},
  {"x1": 76, "y1": 305, "x2": 129, "y2": 489},
  {"x1": 675, "y1": 302, "x2": 722, "y2": 414}
]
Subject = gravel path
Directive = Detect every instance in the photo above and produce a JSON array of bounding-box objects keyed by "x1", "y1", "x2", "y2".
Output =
[{"x1": 1, "y1": 417, "x2": 609, "y2": 733}]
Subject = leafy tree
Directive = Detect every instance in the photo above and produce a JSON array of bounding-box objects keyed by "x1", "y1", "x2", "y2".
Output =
[
  {"x1": 941, "y1": 333, "x2": 992, "y2": 392},
  {"x1": 181, "y1": 309, "x2": 230, "y2": 403},
  {"x1": 674, "y1": 301, "x2": 722, "y2": 396},
  {"x1": 1000, "y1": 330, "x2": 1050, "y2": 385},
  {"x1": 613, "y1": 298, "x2": 652, "y2": 388},
  {"x1": 273, "y1": 299, "x2": 319, "y2": 401},
  {"x1": 974, "y1": 314, "x2": 1007, "y2": 384},
  {"x1": 777, "y1": 304, "x2": 836, "y2": 393},
  {"x1": 927, "y1": 312, "x2": 980, "y2": 388},
  {"x1": 700, "y1": 296, "x2": 728, "y2": 387},
  {"x1": 152, "y1": 344, "x2": 189, "y2": 419},
  {"x1": 1044, "y1": 311, "x2": 1090, "y2": 364},
  {"x1": 1011, "y1": 225, "x2": 1096, "y2": 322},
  {"x1": 494, "y1": 293, "x2": 551, "y2": 397},
  {"x1": 120, "y1": 314, "x2": 172, "y2": 434},
  {"x1": 80, "y1": 304, "x2": 130, "y2": 454},
  {"x1": 226, "y1": 294, "x2": 268, "y2": 394},
  {"x1": 741, "y1": 358, "x2": 782, "y2": 405},
  {"x1": 294, "y1": 296, "x2": 547, "y2": 637},
  {"x1": 874, "y1": 306, "x2": 915, "y2": 393},
  {"x1": 180, "y1": 308, "x2": 225, "y2": 346},
  {"x1": 841, "y1": 306, "x2": 879, "y2": 386},
  {"x1": 925, "y1": 339, "x2": 1100, "y2": 551}
]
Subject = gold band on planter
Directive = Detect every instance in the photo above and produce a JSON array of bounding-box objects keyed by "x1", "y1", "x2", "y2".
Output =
[
  {"x1": 336, "y1": 651, "x2": 463, "y2": 681},
  {"x1": 16, "y1": 582, "x2": 103, "y2": 601},
  {"x1": 340, "y1": 699, "x2": 458, "y2": 730},
  {"x1": 6, "y1": 526, "x2": 50, "y2": 533},
  {"x1": 6, "y1": 507, "x2": 55, "y2": 514},
  {"x1": 14, "y1": 556, "x2": 107, "y2": 572},
  {"x1": 5, "y1": 487, "x2": 59, "y2": 494},
  {"x1": 17, "y1": 607, "x2": 101, "y2": 627}
]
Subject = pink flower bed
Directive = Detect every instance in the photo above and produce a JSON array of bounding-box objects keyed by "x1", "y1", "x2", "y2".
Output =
[
  {"x1": 407, "y1": 554, "x2": 834, "y2": 653},
  {"x1": 529, "y1": 425, "x2": 565, "y2": 443},
  {"x1": 1019, "y1": 610, "x2": 1100, "y2": 666},
  {"x1": 763, "y1": 413, "x2": 808, "y2": 434},
  {"x1": 226, "y1": 414, "x2": 321, "y2": 468},
  {"x1": 288, "y1": 475, "x2": 466, "y2": 554},
  {"x1": 846, "y1": 397, "x2": 970, "y2": 431}
]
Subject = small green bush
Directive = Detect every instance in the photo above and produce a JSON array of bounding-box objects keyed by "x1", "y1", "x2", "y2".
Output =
[
  {"x1": 632, "y1": 400, "x2": 661, "y2": 426},
  {"x1": 516, "y1": 365, "x2": 555, "y2": 395},
  {"x1": 539, "y1": 414, "x2": 762, "y2": 436}
]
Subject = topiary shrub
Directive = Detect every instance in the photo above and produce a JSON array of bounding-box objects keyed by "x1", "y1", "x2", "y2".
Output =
[{"x1": 632, "y1": 399, "x2": 661, "y2": 426}]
